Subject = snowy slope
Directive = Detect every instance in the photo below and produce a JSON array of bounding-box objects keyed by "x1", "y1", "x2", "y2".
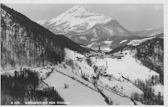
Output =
[
  {"x1": 64, "y1": 48, "x2": 95, "y2": 76},
  {"x1": 96, "y1": 85, "x2": 134, "y2": 105},
  {"x1": 120, "y1": 39, "x2": 127, "y2": 44},
  {"x1": 99, "y1": 76, "x2": 143, "y2": 97},
  {"x1": 104, "y1": 52, "x2": 159, "y2": 82},
  {"x1": 37, "y1": 19, "x2": 47, "y2": 25},
  {"x1": 50, "y1": 48, "x2": 144, "y2": 104},
  {"x1": 41, "y1": 45, "x2": 163, "y2": 104},
  {"x1": 45, "y1": 5, "x2": 111, "y2": 33},
  {"x1": 104, "y1": 40, "x2": 113, "y2": 44},
  {"x1": 44, "y1": 71, "x2": 107, "y2": 105},
  {"x1": 127, "y1": 37, "x2": 155, "y2": 46},
  {"x1": 91, "y1": 50, "x2": 159, "y2": 83},
  {"x1": 63, "y1": 49, "x2": 152, "y2": 98}
]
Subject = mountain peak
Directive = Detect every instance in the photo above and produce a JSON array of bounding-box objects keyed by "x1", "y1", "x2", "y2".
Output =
[
  {"x1": 66, "y1": 5, "x2": 92, "y2": 16},
  {"x1": 48, "y1": 5, "x2": 95, "y2": 26},
  {"x1": 46, "y1": 5, "x2": 111, "y2": 33},
  {"x1": 71, "y1": 5, "x2": 89, "y2": 11}
]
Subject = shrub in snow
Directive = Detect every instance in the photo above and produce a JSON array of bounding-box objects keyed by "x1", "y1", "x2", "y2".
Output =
[
  {"x1": 81, "y1": 74, "x2": 89, "y2": 81},
  {"x1": 108, "y1": 98, "x2": 113, "y2": 105},
  {"x1": 63, "y1": 63, "x2": 66, "y2": 68},
  {"x1": 64, "y1": 83, "x2": 69, "y2": 89},
  {"x1": 65, "y1": 59, "x2": 74, "y2": 68},
  {"x1": 86, "y1": 58, "x2": 92, "y2": 67}
]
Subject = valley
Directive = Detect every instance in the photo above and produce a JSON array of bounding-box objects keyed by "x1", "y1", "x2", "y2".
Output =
[{"x1": 1, "y1": 4, "x2": 164, "y2": 105}]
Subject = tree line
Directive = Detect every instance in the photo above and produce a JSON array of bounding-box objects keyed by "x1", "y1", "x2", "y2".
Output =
[{"x1": 1, "y1": 68, "x2": 64, "y2": 105}]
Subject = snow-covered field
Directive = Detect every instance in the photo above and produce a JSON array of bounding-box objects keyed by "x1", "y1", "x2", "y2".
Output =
[
  {"x1": 95, "y1": 51, "x2": 160, "y2": 82},
  {"x1": 96, "y1": 85, "x2": 134, "y2": 105},
  {"x1": 44, "y1": 71, "x2": 107, "y2": 105},
  {"x1": 99, "y1": 76, "x2": 143, "y2": 97},
  {"x1": 54, "y1": 64, "x2": 96, "y2": 90}
]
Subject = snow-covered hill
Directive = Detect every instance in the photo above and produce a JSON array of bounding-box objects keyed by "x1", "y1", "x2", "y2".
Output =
[
  {"x1": 88, "y1": 33, "x2": 163, "y2": 52},
  {"x1": 87, "y1": 35, "x2": 146, "y2": 52},
  {"x1": 54, "y1": 48, "x2": 163, "y2": 104},
  {"x1": 132, "y1": 27, "x2": 163, "y2": 37},
  {"x1": 1, "y1": 46, "x2": 163, "y2": 105}
]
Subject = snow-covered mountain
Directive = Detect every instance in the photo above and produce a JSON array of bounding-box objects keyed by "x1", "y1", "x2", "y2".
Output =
[
  {"x1": 38, "y1": 5, "x2": 111, "y2": 34},
  {"x1": 37, "y1": 5, "x2": 163, "y2": 52},
  {"x1": 38, "y1": 5, "x2": 133, "y2": 45}
]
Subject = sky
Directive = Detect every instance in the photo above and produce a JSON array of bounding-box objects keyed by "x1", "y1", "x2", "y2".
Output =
[{"x1": 5, "y1": 3, "x2": 163, "y2": 31}]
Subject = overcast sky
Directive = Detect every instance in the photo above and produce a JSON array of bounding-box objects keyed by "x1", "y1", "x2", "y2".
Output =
[{"x1": 5, "y1": 3, "x2": 163, "y2": 31}]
